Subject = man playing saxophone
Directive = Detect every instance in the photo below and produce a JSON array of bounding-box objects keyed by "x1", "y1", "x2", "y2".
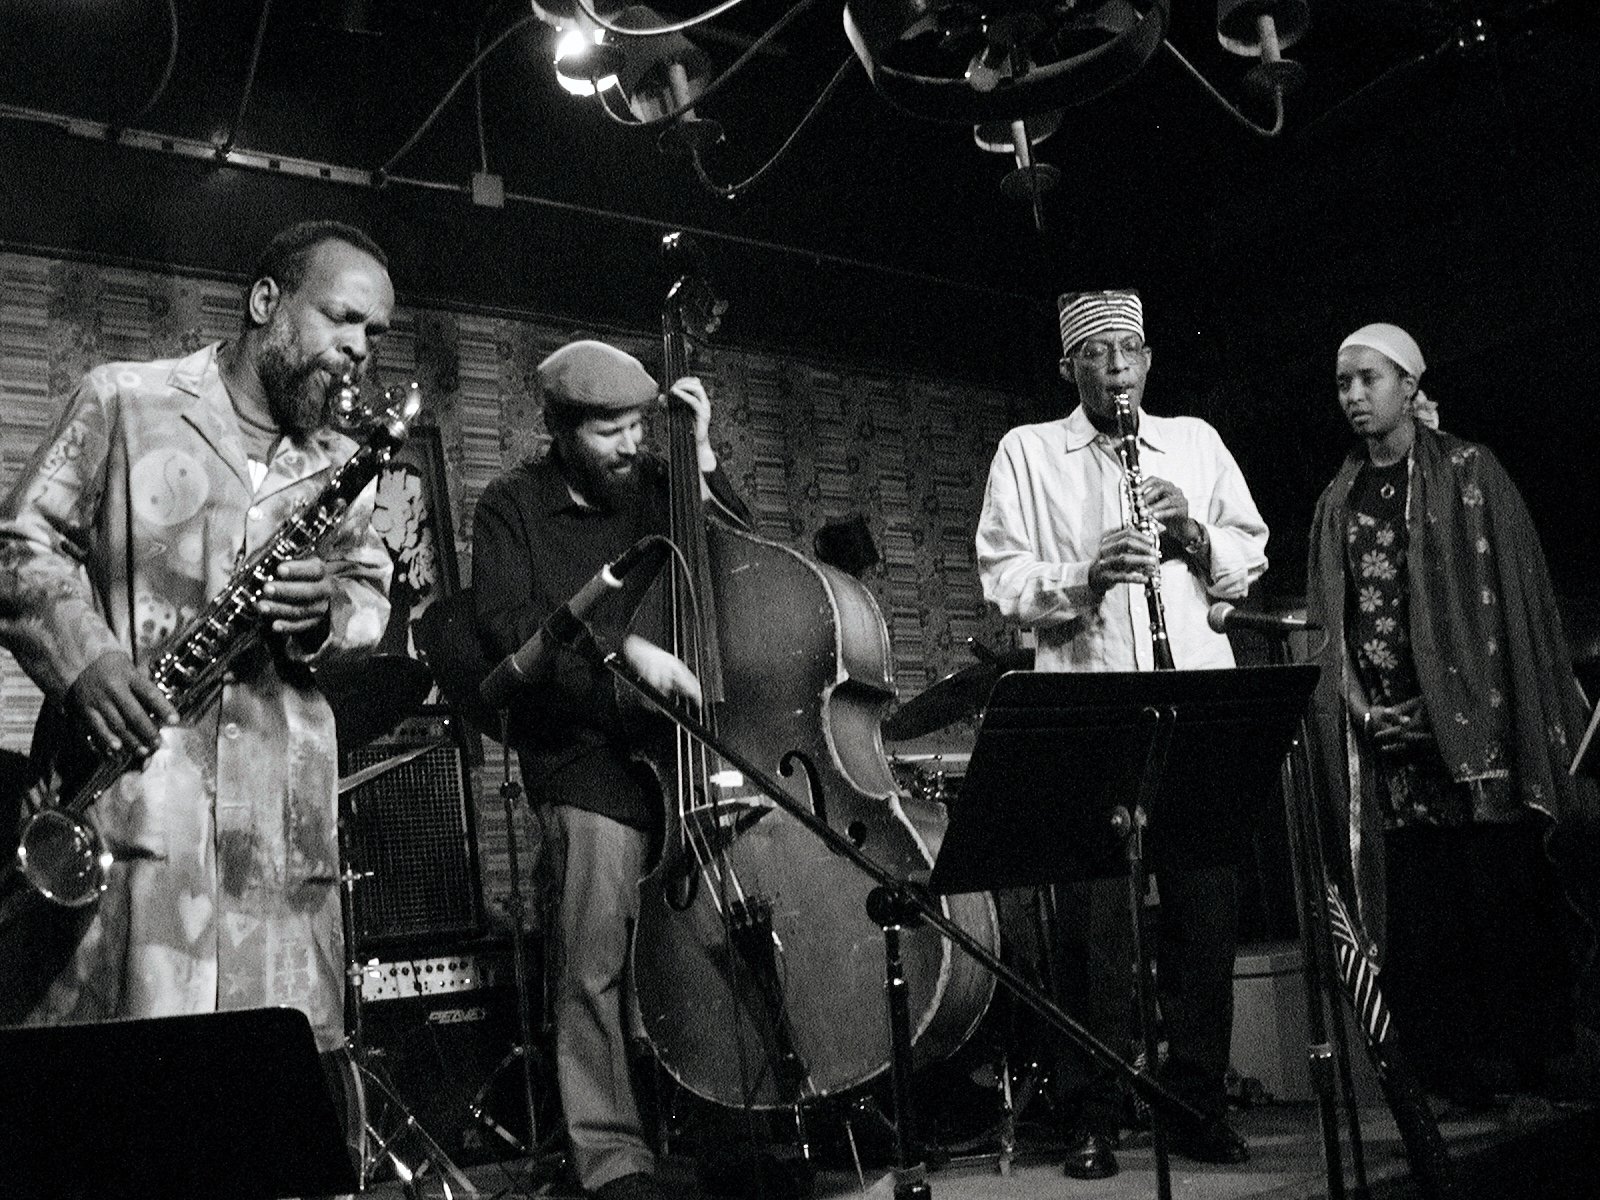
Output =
[
  {"x1": 975, "y1": 288, "x2": 1268, "y2": 1177},
  {"x1": 0, "y1": 220, "x2": 394, "y2": 1050}
]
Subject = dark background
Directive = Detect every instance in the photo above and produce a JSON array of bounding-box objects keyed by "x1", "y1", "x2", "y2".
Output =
[{"x1": 3, "y1": 0, "x2": 1598, "y2": 608}]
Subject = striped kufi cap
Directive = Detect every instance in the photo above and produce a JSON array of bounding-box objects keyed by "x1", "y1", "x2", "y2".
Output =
[{"x1": 1057, "y1": 289, "x2": 1144, "y2": 356}]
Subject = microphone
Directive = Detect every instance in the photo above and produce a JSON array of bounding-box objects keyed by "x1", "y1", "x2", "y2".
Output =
[
  {"x1": 1207, "y1": 602, "x2": 1320, "y2": 636},
  {"x1": 479, "y1": 537, "x2": 656, "y2": 709}
]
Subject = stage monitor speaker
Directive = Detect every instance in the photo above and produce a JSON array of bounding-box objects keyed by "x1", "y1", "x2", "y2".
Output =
[
  {"x1": 361, "y1": 956, "x2": 529, "y2": 1167},
  {"x1": 0, "y1": 1008, "x2": 358, "y2": 1199},
  {"x1": 343, "y1": 717, "x2": 484, "y2": 950}
]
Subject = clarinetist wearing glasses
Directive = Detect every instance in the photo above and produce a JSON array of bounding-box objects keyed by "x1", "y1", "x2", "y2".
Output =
[{"x1": 975, "y1": 289, "x2": 1268, "y2": 1178}]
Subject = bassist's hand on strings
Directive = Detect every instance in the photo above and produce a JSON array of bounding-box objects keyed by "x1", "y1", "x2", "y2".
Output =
[
  {"x1": 665, "y1": 377, "x2": 721, "y2": 504},
  {"x1": 623, "y1": 633, "x2": 704, "y2": 708},
  {"x1": 665, "y1": 377, "x2": 717, "y2": 472},
  {"x1": 66, "y1": 649, "x2": 179, "y2": 759}
]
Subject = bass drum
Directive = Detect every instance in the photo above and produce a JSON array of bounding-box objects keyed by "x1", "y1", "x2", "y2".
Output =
[
  {"x1": 913, "y1": 884, "x2": 1060, "y2": 1153},
  {"x1": 897, "y1": 789, "x2": 999, "y2": 1069},
  {"x1": 322, "y1": 1046, "x2": 369, "y2": 1184}
]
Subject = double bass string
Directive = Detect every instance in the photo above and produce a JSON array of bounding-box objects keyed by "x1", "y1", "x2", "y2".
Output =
[{"x1": 661, "y1": 377, "x2": 745, "y2": 917}]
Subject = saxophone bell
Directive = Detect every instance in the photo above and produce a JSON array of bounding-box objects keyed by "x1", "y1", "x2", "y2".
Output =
[{"x1": 16, "y1": 807, "x2": 113, "y2": 908}]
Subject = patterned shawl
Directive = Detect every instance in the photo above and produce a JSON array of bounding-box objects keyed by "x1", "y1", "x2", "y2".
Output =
[{"x1": 1306, "y1": 424, "x2": 1599, "y2": 947}]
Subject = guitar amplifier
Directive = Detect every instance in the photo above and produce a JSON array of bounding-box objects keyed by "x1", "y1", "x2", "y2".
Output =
[
  {"x1": 358, "y1": 946, "x2": 530, "y2": 1167},
  {"x1": 341, "y1": 716, "x2": 484, "y2": 950}
]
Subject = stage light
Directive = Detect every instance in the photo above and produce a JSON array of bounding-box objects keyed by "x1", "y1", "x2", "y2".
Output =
[{"x1": 553, "y1": 14, "x2": 623, "y2": 95}]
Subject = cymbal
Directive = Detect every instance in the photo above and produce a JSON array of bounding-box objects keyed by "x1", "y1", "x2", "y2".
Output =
[
  {"x1": 318, "y1": 654, "x2": 434, "y2": 752},
  {"x1": 338, "y1": 739, "x2": 440, "y2": 795},
  {"x1": 882, "y1": 648, "x2": 1033, "y2": 742}
]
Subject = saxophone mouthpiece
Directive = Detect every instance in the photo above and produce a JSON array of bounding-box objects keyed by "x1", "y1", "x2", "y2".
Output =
[{"x1": 332, "y1": 375, "x2": 362, "y2": 429}]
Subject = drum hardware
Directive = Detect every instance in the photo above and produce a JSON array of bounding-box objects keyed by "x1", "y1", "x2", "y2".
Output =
[
  {"x1": 335, "y1": 747, "x2": 478, "y2": 1199},
  {"x1": 888, "y1": 753, "x2": 971, "y2": 807},
  {"x1": 466, "y1": 709, "x2": 569, "y2": 1186},
  {"x1": 881, "y1": 642, "x2": 1033, "y2": 742},
  {"x1": 826, "y1": 884, "x2": 1062, "y2": 1179},
  {"x1": 319, "y1": 653, "x2": 435, "y2": 754}
]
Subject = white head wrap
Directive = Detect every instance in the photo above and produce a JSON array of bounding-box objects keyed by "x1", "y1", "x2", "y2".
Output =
[{"x1": 1338, "y1": 323, "x2": 1436, "y2": 428}]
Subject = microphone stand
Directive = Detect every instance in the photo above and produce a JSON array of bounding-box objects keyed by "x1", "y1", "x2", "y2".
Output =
[
  {"x1": 470, "y1": 711, "x2": 569, "y2": 1186},
  {"x1": 566, "y1": 639, "x2": 1218, "y2": 1197},
  {"x1": 1263, "y1": 628, "x2": 1369, "y2": 1200}
]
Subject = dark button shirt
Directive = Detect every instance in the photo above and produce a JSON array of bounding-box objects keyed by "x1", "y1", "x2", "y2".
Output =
[
  {"x1": 1343, "y1": 458, "x2": 1476, "y2": 827},
  {"x1": 1344, "y1": 457, "x2": 1417, "y2": 707},
  {"x1": 472, "y1": 450, "x2": 752, "y2": 829}
]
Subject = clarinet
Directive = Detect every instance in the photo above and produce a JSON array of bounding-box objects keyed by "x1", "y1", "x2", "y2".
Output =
[
  {"x1": 3, "y1": 380, "x2": 424, "y2": 913},
  {"x1": 1112, "y1": 391, "x2": 1176, "y2": 671}
]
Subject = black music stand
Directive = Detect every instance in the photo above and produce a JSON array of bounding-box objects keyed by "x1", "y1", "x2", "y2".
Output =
[
  {"x1": 929, "y1": 665, "x2": 1319, "y2": 1199},
  {"x1": 0, "y1": 1006, "x2": 359, "y2": 1199}
]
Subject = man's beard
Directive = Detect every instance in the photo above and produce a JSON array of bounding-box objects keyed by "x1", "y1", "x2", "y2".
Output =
[
  {"x1": 258, "y1": 321, "x2": 339, "y2": 440},
  {"x1": 565, "y1": 448, "x2": 642, "y2": 511}
]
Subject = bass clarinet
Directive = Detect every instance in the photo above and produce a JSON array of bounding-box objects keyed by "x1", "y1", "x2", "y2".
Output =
[
  {"x1": 1112, "y1": 390, "x2": 1177, "y2": 671},
  {"x1": 3, "y1": 380, "x2": 423, "y2": 913}
]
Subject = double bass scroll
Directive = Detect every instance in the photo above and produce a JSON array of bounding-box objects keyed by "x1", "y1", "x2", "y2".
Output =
[{"x1": 629, "y1": 234, "x2": 998, "y2": 1109}]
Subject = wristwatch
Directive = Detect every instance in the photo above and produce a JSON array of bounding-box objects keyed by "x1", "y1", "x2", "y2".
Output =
[{"x1": 1181, "y1": 522, "x2": 1209, "y2": 560}]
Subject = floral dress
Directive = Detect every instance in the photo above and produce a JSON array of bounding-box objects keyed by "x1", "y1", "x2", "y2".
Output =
[{"x1": 1343, "y1": 457, "x2": 1473, "y2": 826}]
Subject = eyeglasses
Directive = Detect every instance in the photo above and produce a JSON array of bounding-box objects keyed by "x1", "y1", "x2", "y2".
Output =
[{"x1": 1071, "y1": 336, "x2": 1147, "y2": 365}]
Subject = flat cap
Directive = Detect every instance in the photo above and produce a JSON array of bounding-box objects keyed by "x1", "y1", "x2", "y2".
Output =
[{"x1": 537, "y1": 340, "x2": 659, "y2": 411}]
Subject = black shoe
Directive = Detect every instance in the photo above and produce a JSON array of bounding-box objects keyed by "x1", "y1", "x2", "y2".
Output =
[
  {"x1": 592, "y1": 1172, "x2": 668, "y2": 1200},
  {"x1": 1172, "y1": 1117, "x2": 1250, "y2": 1165},
  {"x1": 1061, "y1": 1127, "x2": 1120, "y2": 1179}
]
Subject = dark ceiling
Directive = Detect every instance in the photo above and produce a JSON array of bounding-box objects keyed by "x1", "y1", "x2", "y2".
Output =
[
  {"x1": 3, "y1": 0, "x2": 1599, "y2": 598},
  {"x1": 2, "y1": 2, "x2": 1593, "y2": 294}
]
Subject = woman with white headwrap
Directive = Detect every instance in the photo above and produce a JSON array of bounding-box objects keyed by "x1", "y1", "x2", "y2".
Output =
[{"x1": 1305, "y1": 323, "x2": 1598, "y2": 1107}]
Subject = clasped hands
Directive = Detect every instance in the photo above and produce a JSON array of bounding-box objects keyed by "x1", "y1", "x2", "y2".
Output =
[
  {"x1": 65, "y1": 556, "x2": 331, "y2": 758},
  {"x1": 1362, "y1": 696, "x2": 1433, "y2": 752}
]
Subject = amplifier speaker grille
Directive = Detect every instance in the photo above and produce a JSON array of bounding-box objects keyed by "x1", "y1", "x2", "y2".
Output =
[{"x1": 342, "y1": 724, "x2": 483, "y2": 949}]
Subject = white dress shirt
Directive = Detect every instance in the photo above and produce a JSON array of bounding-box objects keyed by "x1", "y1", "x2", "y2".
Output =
[{"x1": 976, "y1": 405, "x2": 1269, "y2": 673}]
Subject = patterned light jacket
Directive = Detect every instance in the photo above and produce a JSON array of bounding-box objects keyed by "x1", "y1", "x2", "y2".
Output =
[{"x1": 0, "y1": 343, "x2": 391, "y2": 1049}]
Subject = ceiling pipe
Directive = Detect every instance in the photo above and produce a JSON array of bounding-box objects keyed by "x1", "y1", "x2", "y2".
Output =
[{"x1": 216, "y1": 0, "x2": 277, "y2": 158}]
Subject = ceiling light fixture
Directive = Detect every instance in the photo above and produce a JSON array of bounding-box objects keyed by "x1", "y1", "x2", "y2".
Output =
[
  {"x1": 844, "y1": 0, "x2": 1171, "y2": 123},
  {"x1": 1216, "y1": 0, "x2": 1310, "y2": 95},
  {"x1": 553, "y1": 10, "x2": 623, "y2": 95}
]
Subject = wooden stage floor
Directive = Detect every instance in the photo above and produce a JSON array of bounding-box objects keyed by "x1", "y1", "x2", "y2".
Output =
[{"x1": 362, "y1": 1093, "x2": 1600, "y2": 1200}]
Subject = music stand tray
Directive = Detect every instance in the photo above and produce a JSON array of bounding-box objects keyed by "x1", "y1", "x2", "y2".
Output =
[
  {"x1": 929, "y1": 665, "x2": 1320, "y2": 895},
  {"x1": 0, "y1": 1006, "x2": 359, "y2": 1199}
]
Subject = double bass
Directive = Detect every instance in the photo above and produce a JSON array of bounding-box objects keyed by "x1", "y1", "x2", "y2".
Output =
[{"x1": 630, "y1": 236, "x2": 998, "y2": 1110}]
